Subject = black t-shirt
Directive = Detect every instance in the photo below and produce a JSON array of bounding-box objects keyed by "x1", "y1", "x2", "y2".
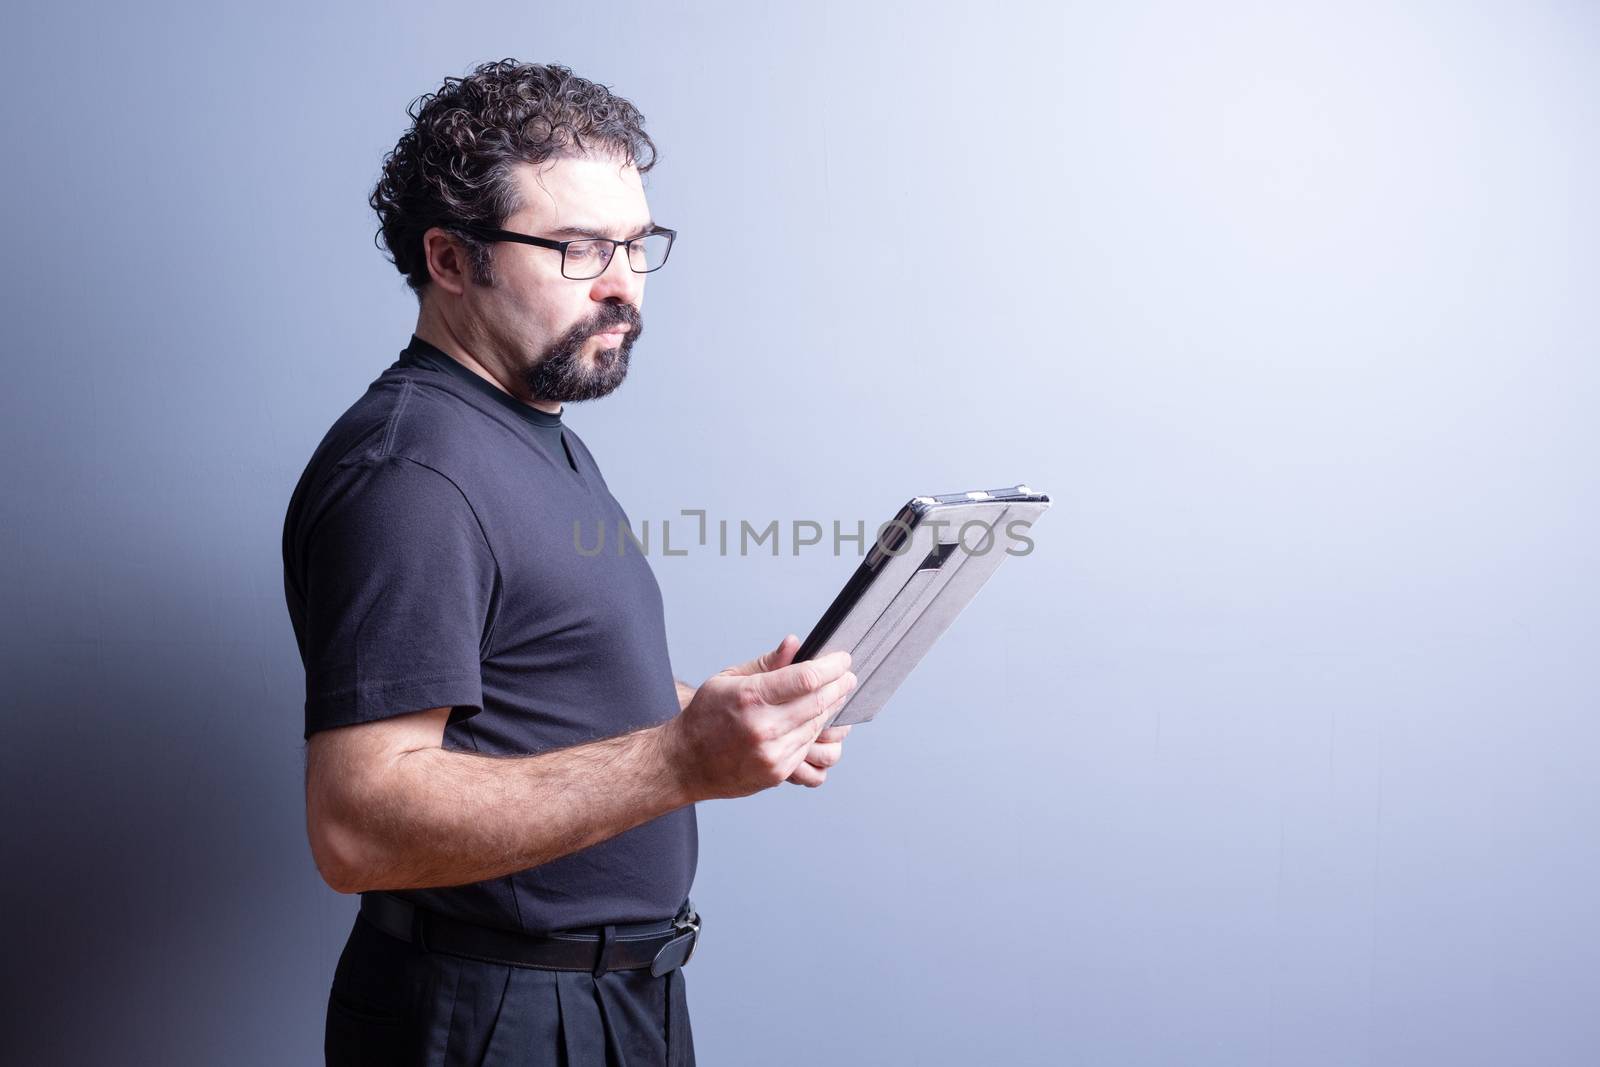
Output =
[{"x1": 281, "y1": 334, "x2": 695, "y2": 933}]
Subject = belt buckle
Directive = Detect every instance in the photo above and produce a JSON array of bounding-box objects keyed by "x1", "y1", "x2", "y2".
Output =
[
  {"x1": 675, "y1": 904, "x2": 701, "y2": 964},
  {"x1": 650, "y1": 902, "x2": 701, "y2": 977}
]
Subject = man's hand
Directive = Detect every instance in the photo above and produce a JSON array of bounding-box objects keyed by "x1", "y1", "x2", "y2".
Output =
[
  {"x1": 725, "y1": 634, "x2": 854, "y2": 786},
  {"x1": 661, "y1": 635, "x2": 857, "y2": 801},
  {"x1": 709, "y1": 634, "x2": 855, "y2": 787}
]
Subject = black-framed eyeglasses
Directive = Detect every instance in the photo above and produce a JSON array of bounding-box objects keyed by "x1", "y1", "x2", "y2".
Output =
[{"x1": 453, "y1": 223, "x2": 676, "y2": 280}]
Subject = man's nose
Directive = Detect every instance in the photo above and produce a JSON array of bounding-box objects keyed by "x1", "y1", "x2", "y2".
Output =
[{"x1": 588, "y1": 246, "x2": 645, "y2": 304}]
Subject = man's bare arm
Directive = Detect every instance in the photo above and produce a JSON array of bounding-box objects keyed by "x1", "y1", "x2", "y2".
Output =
[
  {"x1": 306, "y1": 639, "x2": 855, "y2": 895},
  {"x1": 307, "y1": 709, "x2": 695, "y2": 894}
]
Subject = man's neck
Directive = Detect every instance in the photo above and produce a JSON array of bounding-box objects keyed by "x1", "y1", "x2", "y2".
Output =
[{"x1": 412, "y1": 307, "x2": 563, "y2": 417}]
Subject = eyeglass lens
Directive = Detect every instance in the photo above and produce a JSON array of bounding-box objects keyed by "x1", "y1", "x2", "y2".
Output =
[{"x1": 562, "y1": 233, "x2": 672, "y2": 278}]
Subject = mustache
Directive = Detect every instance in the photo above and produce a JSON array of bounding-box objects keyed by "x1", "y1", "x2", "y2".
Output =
[{"x1": 589, "y1": 303, "x2": 642, "y2": 336}]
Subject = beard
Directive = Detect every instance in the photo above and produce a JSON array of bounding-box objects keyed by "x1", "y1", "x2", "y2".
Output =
[{"x1": 520, "y1": 302, "x2": 643, "y2": 403}]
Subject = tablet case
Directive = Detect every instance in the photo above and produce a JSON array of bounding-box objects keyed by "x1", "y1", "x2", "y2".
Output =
[{"x1": 795, "y1": 485, "x2": 1051, "y2": 728}]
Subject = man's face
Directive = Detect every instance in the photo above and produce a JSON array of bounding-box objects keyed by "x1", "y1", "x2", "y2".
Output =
[{"x1": 467, "y1": 155, "x2": 653, "y2": 404}]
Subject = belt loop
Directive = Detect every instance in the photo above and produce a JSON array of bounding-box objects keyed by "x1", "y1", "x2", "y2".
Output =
[{"x1": 592, "y1": 923, "x2": 616, "y2": 978}]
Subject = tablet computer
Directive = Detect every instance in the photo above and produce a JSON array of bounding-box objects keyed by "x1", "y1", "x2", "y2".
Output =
[{"x1": 794, "y1": 485, "x2": 1051, "y2": 729}]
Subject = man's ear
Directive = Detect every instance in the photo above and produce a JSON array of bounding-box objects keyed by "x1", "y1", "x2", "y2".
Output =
[{"x1": 421, "y1": 226, "x2": 473, "y2": 296}]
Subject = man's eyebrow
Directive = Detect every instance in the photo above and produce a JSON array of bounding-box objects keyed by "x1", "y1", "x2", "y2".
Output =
[{"x1": 544, "y1": 220, "x2": 658, "y2": 240}]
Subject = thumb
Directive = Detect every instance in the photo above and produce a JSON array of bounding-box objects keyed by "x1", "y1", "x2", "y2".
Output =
[{"x1": 722, "y1": 634, "x2": 800, "y2": 677}]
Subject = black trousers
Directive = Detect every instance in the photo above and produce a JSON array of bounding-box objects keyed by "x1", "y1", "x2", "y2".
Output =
[{"x1": 324, "y1": 908, "x2": 696, "y2": 1066}]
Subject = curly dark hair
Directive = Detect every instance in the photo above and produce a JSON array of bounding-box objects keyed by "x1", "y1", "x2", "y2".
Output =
[{"x1": 369, "y1": 59, "x2": 657, "y2": 301}]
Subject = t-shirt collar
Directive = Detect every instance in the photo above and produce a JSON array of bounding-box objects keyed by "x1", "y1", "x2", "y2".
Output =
[{"x1": 399, "y1": 334, "x2": 564, "y2": 428}]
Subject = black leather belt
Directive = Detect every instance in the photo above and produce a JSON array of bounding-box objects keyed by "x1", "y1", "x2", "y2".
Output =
[{"x1": 358, "y1": 891, "x2": 701, "y2": 978}]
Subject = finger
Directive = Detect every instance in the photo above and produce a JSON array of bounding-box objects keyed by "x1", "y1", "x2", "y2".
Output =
[
  {"x1": 771, "y1": 682, "x2": 855, "y2": 778},
  {"x1": 753, "y1": 650, "x2": 852, "y2": 709},
  {"x1": 815, "y1": 723, "x2": 853, "y2": 744},
  {"x1": 722, "y1": 634, "x2": 799, "y2": 678},
  {"x1": 786, "y1": 760, "x2": 827, "y2": 788},
  {"x1": 803, "y1": 740, "x2": 844, "y2": 770},
  {"x1": 771, "y1": 668, "x2": 856, "y2": 733}
]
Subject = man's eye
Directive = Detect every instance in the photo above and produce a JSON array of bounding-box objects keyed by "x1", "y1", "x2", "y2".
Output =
[{"x1": 567, "y1": 244, "x2": 601, "y2": 260}]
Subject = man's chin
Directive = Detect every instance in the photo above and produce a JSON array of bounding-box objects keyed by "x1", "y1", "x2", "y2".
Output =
[
  {"x1": 525, "y1": 335, "x2": 633, "y2": 403},
  {"x1": 562, "y1": 358, "x2": 630, "y2": 402}
]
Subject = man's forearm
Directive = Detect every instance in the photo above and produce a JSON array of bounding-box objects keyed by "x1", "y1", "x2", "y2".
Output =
[{"x1": 331, "y1": 722, "x2": 696, "y2": 894}]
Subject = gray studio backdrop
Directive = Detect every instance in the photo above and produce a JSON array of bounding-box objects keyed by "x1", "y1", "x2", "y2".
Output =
[{"x1": 3, "y1": 2, "x2": 1596, "y2": 1064}]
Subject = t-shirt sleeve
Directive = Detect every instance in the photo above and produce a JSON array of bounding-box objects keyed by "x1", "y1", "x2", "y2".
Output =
[{"x1": 299, "y1": 455, "x2": 499, "y2": 739}]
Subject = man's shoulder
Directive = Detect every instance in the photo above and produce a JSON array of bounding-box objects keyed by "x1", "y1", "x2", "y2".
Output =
[
  {"x1": 314, "y1": 369, "x2": 509, "y2": 482},
  {"x1": 284, "y1": 368, "x2": 509, "y2": 546}
]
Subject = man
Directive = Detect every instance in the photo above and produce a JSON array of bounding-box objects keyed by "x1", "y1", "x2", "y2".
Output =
[{"x1": 281, "y1": 59, "x2": 857, "y2": 1066}]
